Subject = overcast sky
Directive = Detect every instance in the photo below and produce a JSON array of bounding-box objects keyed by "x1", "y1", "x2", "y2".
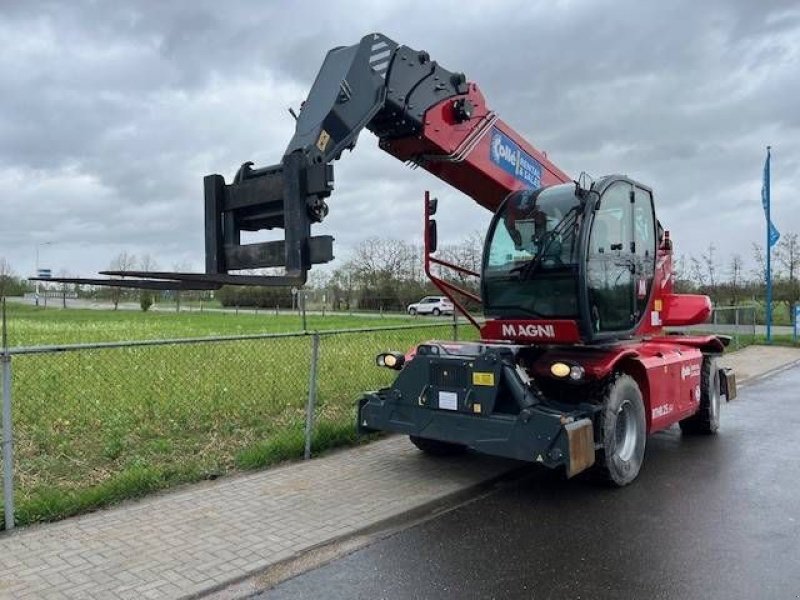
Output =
[{"x1": 1, "y1": 0, "x2": 798, "y2": 281}]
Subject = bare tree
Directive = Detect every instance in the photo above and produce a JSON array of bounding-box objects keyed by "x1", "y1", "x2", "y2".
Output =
[
  {"x1": 438, "y1": 231, "x2": 484, "y2": 289},
  {"x1": 135, "y1": 254, "x2": 160, "y2": 310},
  {"x1": 107, "y1": 251, "x2": 138, "y2": 310},
  {"x1": 689, "y1": 255, "x2": 706, "y2": 289},
  {"x1": 701, "y1": 243, "x2": 718, "y2": 298},
  {"x1": 139, "y1": 254, "x2": 159, "y2": 272},
  {"x1": 329, "y1": 262, "x2": 357, "y2": 311},
  {"x1": 0, "y1": 257, "x2": 14, "y2": 299},
  {"x1": 751, "y1": 242, "x2": 767, "y2": 283},
  {"x1": 775, "y1": 233, "x2": 800, "y2": 316},
  {"x1": 776, "y1": 233, "x2": 799, "y2": 283},
  {"x1": 728, "y1": 254, "x2": 744, "y2": 306}
]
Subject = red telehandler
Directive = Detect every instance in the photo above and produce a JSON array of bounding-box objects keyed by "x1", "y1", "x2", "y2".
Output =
[{"x1": 44, "y1": 33, "x2": 736, "y2": 485}]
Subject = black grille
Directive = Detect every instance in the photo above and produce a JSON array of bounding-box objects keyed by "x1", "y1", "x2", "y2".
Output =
[{"x1": 430, "y1": 362, "x2": 469, "y2": 388}]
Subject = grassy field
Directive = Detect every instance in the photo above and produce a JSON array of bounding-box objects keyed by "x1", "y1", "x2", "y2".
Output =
[
  {"x1": 1, "y1": 303, "x2": 475, "y2": 527},
  {"x1": 1, "y1": 303, "x2": 420, "y2": 347}
]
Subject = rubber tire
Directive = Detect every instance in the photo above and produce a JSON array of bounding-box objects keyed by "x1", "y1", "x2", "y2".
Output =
[
  {"x1": 594, "y1": 373, "x2": 647, "y2": 487},
  {"x1": 409, "y1": 435, "x2": 467, "y2": 456},
  {"x1": 432, "y1": 308, "x2": 441, "y2": 316},
  {"x1": 679, "y1": 356, "x2": 720, "y2": 435},
  {"x1": 408, "y1": 308, "x2": 417, "y2": 316}
]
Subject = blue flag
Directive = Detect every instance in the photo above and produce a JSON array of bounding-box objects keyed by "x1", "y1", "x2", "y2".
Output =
[{"x1": 762, "y1": 147, "x2": 780, "y2": 247}]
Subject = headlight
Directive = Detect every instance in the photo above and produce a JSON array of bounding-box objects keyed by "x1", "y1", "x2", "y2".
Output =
[
  {"x1": 550, "y1": 362, "x2": 585, "y2": 381},
  {"x1": 569, "y1": 365, "x2": 585, "y2": 381},
  {"x1": 376, "y1": 352, "x2": 405, "y2": 370},
  {"x1": 550, "y1": 362, "x2": 570, "y2": 378}
]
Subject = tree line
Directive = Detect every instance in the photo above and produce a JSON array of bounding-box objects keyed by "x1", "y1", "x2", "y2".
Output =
[
  {"x1": 2, "y1": 231, "x2": 797, "y2": 319},
  {"x1": 674, "y1": 233, "x2": 799, "y2": 320}
]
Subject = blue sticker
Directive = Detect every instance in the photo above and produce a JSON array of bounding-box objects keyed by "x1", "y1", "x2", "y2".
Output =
[{"x1": 489, "y1": 128, "x2": 543, "y2": 188}]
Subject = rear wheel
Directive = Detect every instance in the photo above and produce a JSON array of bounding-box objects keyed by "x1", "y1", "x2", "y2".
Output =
[
  {"x1": 593, "y1": 374, "x2": 647, "y2": 487},
  {"x1": 409, "y1": 435, "x2": 467, "y2": 456},
  {"x1": 679, "y1": 356, "x2": 720, "y2": 435},
  {"x1": 432, "y1": 308, "x2": 441, "y2": 316}
]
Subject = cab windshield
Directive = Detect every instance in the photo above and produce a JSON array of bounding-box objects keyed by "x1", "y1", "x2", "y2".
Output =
[{"x1": 483, "y1": 184, "x2": 583, "y2": 318}]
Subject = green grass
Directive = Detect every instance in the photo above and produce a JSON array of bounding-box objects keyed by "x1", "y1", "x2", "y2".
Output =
[
  {"x1": 0, "y1": 303, "x2": 475, "y2": 527},
  {"x1": 752, "y1": 334, "x2": 800, "y2": 347},
  {"x1": 1, "y1": 303, "x2": 421, "y2": 347}
]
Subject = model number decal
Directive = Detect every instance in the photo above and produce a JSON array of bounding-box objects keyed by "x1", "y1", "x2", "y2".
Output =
[
  {"x1": 490, "y1": 128, "x2": 543, "y2": 188},
  {"x1": 652, "y1": 404, "x2": 674, "y2": 419},
  {"x1": 680, "y1": 363, "x2": 701, "y2": 380}
]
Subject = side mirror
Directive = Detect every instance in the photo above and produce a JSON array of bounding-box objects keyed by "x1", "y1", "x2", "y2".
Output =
[
  {"x1": 427, "y1": 196, "x2": 438, "y2": 216},
  {"x1": 427, "y1": 219, "x2": 438, "y2": 253}
]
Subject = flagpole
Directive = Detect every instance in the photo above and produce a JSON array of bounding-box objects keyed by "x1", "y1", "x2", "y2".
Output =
[{"x1": 765, "y1": 145, "x2": 772, "y2": 344}]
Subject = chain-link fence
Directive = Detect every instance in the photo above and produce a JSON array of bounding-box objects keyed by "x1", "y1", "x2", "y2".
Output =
[
  {"x1": 704, "y1": 305, "x2": 757, "y2": 348},
  {"x1": 0, "y1": 318, "x2": 478, "y2": 530}
]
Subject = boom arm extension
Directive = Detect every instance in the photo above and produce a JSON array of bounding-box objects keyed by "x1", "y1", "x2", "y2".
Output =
[{"x1": 43, "y1": 33, "x2": 570, "y2": 291}]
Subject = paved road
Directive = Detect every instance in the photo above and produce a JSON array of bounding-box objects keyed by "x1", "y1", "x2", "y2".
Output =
[{"x1": 256, "y1": 365, "x2": 800, "y2": 600}]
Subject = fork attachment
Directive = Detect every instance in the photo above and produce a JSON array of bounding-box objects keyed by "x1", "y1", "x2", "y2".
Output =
[{"x1": 204, "y1": 152, "x2": 335, "y2": 284}]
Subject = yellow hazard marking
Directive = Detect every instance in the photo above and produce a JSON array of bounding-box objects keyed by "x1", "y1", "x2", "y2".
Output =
[
  {"x1": 654, "y1": 299, "x2": 663, "y2": 311},
  {"x1": 316, "y1": 129, "x2": 331, "y2": 152},
  {"x1": 472, "y1": 372, "x2": 495, "y2": 386},
  {"x1": 473, "y1": 404, "x2": 482, "y2": 414}
]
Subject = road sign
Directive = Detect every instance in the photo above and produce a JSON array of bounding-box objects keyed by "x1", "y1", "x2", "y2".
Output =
[{"x1": 36, "y1": 268, "x2": 52, "y2": 279}]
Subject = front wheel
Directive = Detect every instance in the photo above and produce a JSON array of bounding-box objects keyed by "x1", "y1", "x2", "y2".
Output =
[
  {"x1": 679, "y1": 356, "x2": 720, "y2": 435},
  {"x1": 408, "y1": 307, "x2": 417, "y2": 316},
  {"x1": 409, "y1": 435, "x2": 467, "y2": 456},
  {"x1": 593, "y1": 374, "x2": 647, "y2": 487}
]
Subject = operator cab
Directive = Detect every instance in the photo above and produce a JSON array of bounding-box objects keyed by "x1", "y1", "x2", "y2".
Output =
[{"x1": 482, "y1": 176, "x2": 658, "y2": 343}]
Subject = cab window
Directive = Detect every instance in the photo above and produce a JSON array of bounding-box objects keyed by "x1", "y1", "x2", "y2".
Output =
[{"x1": 586, "y1": 182, "x2": 634, "y2": 333}]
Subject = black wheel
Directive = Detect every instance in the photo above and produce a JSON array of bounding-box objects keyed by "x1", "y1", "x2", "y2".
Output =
[
  {"x1": 679, "y1": 356, "x2": 720, "y2": 435},
  {"x1": 593, "y1": 373, "x2": 647, "y2": 487},
  {"x1": 408, "y1": 307, "x2": 417, "y2": 316},
  {"x1": 432, "y1": 308, "x2": 441, "y2": 316},
  {"x1": 409, "y1": 435, "x2": 467, "y2": 456}
]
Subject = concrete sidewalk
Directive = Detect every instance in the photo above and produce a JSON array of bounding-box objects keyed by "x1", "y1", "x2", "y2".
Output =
[{"x1": 1, "y1": 345, "x2": 798, "y2": 600}]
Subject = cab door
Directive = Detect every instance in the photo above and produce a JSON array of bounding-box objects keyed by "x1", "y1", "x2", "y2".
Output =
[
  {"x1": 632, "y1": 186, "x2": 657, "y2": 325},
  {"x1": 586, "y1": 181, "x2": 635, "y2": 336}
]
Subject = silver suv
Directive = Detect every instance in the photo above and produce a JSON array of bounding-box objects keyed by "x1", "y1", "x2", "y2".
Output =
[{"x1": 406, "y1": 296, "x2": 454, "y2": 316}]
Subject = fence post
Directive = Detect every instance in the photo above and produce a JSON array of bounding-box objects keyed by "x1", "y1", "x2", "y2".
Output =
[
  {"x1": 304, "y1": 333, "x2": 320, "y2": 460},
  {"x1": 452, "y1": 311, "x2": 458, "y2": 341},
  {"x1": 301, "y1": 292, "x2": 308, "y2": 332},
  {"x1": 1, "y1": 300, "x2": 14, "y2": 530}
]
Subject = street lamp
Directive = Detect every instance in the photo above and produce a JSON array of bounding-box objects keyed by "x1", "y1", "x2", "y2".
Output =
[{"x1": 34, "y1": 242, "x2": 54, "y2": 307}]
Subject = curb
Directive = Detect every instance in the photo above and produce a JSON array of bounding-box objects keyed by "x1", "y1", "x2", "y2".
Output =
[
  {"x1": 735, "y1": 357, "x2": 800, "y2": 389},
  {"x1": 196, "y1": 461, "x2": 528, "y2": 599}
]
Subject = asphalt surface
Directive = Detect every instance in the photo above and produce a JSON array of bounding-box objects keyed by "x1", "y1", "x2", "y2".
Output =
[{"x1": 255, "y1": 364, "x2": 800, "y2": 600}]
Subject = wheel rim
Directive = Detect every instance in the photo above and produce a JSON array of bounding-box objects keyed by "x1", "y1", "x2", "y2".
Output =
[
  {"x1": 709, "y1": 376, "x2": 720, "y2": 423},
  {"x1": 614, "y1": 400, "x2": 637, "y2": 462}
]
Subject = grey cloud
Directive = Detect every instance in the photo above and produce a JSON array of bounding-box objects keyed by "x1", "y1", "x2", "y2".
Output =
[{"x1": 0, "y1": 0, "x2": 798, "y2": 279}]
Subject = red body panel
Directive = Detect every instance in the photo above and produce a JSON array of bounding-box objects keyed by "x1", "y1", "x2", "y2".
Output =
[
  {"x1": 527, "y1": 340, "x2": 706, "y2": 433},
  {"x1": 662, "y1": 294, "x2": 713, "y2": 327},
  {"x1": 384, "y1": 85, "x2": 571, "y2": 212}
]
